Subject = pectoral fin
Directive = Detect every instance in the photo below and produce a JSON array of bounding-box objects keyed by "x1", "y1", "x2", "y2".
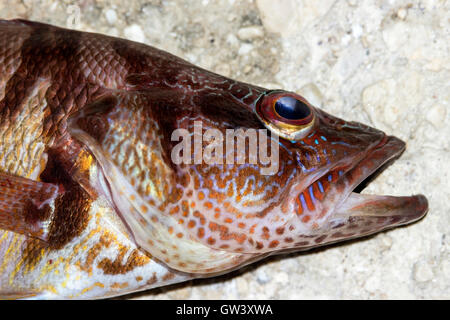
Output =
[{"x1": 0, "y1": 171, "x2": 63, "y2": 241}]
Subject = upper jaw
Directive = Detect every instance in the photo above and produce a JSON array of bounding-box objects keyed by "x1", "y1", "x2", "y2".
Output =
[{"x1": 344, "y1": 134, "x2": 407, "y2": 196}]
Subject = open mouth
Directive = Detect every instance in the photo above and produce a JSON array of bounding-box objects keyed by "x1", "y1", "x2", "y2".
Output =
[{"x1": 332, "y1": 135, "x2": 428, "y2": 228}]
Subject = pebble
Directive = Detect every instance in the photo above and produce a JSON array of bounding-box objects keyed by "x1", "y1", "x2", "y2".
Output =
[
  {"x1": 255, "y1": 0, "x2": 297, "y2": 36},
  {"x1": 256, "y1": 268, "x2": 271, "y2": 284},
  {"x1": 237, "y1": 26, "x2": 264, "y2": 41},
  {"x1": 341, "y1": 34, "x2": 352, "y2": 46},
  {"x1": 380, "y1": 235, "x2": 393, "y2": 250},
  {"x1": 124, "y1": 24, "x2": 146, "y2": 43},
  {"x1": 397, "y1": 8, "x2": 408, "y2": 20},
  {"x1": 105, "y1": 9, "x2": 117, "y2": 25},
  {"x1": 238, "y1": 43, "x2": 254, "y2": 56},
  {"x1": 382, "y1": 22, "x2": 408, "y2": 51},
  {"x1": 352, "y1": 24, "x2": 363, "y2": 38}
]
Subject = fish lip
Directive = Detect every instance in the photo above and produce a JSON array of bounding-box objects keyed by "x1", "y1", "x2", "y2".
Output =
[
  {"x1": 345, "y1": 134, "x2": 407, "y2": 194},
  {"x1": 335, "y1": 134, "x2": 429, "y2": 222},
  {"x1": 353, "y1": 134, "x2": 406, "y2": 187}
]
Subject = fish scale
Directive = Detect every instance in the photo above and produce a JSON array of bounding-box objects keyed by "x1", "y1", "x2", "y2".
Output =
[{"x1": 0, "y1": 19, "x2": 428, "y2": 299}]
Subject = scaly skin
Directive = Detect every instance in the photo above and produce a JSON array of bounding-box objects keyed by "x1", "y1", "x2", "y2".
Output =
[{"x1": 0, "y1": 20, "x2": 428, "y2": 299}]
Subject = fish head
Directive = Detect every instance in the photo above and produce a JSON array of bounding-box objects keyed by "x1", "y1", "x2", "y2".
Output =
[
  {"x1": 253, "y1": 90, "x2": 428, "y2": 248},
  {"x1": 68, "y1": 80, "x2": 428, "y2": 273}
]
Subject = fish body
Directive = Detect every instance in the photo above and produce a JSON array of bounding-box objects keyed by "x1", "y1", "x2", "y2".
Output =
[{"x1": 0, "y1": 20, "x2": 428, "y2": 299}]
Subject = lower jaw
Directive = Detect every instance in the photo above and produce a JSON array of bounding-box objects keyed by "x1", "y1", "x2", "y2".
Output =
[{"x1": 335, "y1": 192, "x2": 428, "y2": 224}]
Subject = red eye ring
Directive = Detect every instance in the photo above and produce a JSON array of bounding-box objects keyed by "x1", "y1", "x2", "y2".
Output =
[{"x1": 255, "y1": 90, "x2": 316, "y2": 140}]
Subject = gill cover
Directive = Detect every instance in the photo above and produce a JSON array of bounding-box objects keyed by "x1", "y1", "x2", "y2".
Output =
[{"x1": 68, "y1": 92, "x2": 261, "y2": 274}]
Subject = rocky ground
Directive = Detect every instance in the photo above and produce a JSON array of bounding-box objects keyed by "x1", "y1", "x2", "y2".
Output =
[{"x1": 1, "y1": 0, "x2": 448, "y2": 299}]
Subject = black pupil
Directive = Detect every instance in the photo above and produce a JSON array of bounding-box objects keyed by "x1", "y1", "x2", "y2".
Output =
[{"x1": 274, "y1": 96, "x2": 311, "y2": 120}]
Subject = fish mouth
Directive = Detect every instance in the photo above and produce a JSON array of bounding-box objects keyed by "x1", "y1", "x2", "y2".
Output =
[{"x1": 330, "y1": 135, "x2": 428, "y2": 229}]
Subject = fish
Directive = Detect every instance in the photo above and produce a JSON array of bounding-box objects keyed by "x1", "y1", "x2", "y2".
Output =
[{"x1": 0, "y1": 19, "x2": 428, "y2": 299}]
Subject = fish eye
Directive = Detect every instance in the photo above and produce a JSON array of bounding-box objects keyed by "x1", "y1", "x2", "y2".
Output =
[
  {"x1": 255, "y1": 90, "x2": 316, "y2": 140},
  {"x1": 274, "y1": 96, "x2": 311, "y2": 120}
]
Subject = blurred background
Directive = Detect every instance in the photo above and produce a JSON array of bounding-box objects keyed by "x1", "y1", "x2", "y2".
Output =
[{"x1": 1, "y1": 0, "x2": 448, "y2": 299}]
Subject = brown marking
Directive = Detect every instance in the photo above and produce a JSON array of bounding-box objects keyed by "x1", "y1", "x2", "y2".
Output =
[
  {"x1": 46, "y1": 185, "x2": 92, "y2": 249},
  {"x1": 261, "y1": 226, "x2": 270, "y2": 240},
  {"x1": 204, "y1": 202, "x2": 213, "y2": 209},
  {"x1": 170, "y1": 206, "x2": 180, "y2": 215},
  {"x1": 302, "y1": 215, "x2": 311, "y2": 223},
  {"x1": 233, "y1": 233, "x2": 246, "y2": 244},
  {"x1": 314, "y1": 235, "x2": 327, "y2": 244},
  {"x1": 269, "y1": 240, "x2": 279, "y2": 248},
  {"x1": 98, "y1": 248, "x2": 148, "y2": 275},
  {"x1": 162, "y1": 272, "x2": 175, "y2": 281},
  {"x1": 209, "y1": 222, "x2": 218, "y2": 232},
  {"x1": 23, "y1": 182, "x2": 92, "y2": 270},
  {"x1": 332, "y1": 232, "x2": 344, "y2": 238},
  {"x1": 75, "y1": 233, "x2": 113, "y2": 276},
  {"x1": 193, "y1": 210, "x2": 206, "y2": 225},
  {"x1": 23, "y1": 200, "x2": 52, "y2": 231},
  {"x1": 110, "y1": 282, "x2": 129, "y2": 289},
  {"x1": 146, "y1": 273, "x2": 157, "y2": 285}
]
